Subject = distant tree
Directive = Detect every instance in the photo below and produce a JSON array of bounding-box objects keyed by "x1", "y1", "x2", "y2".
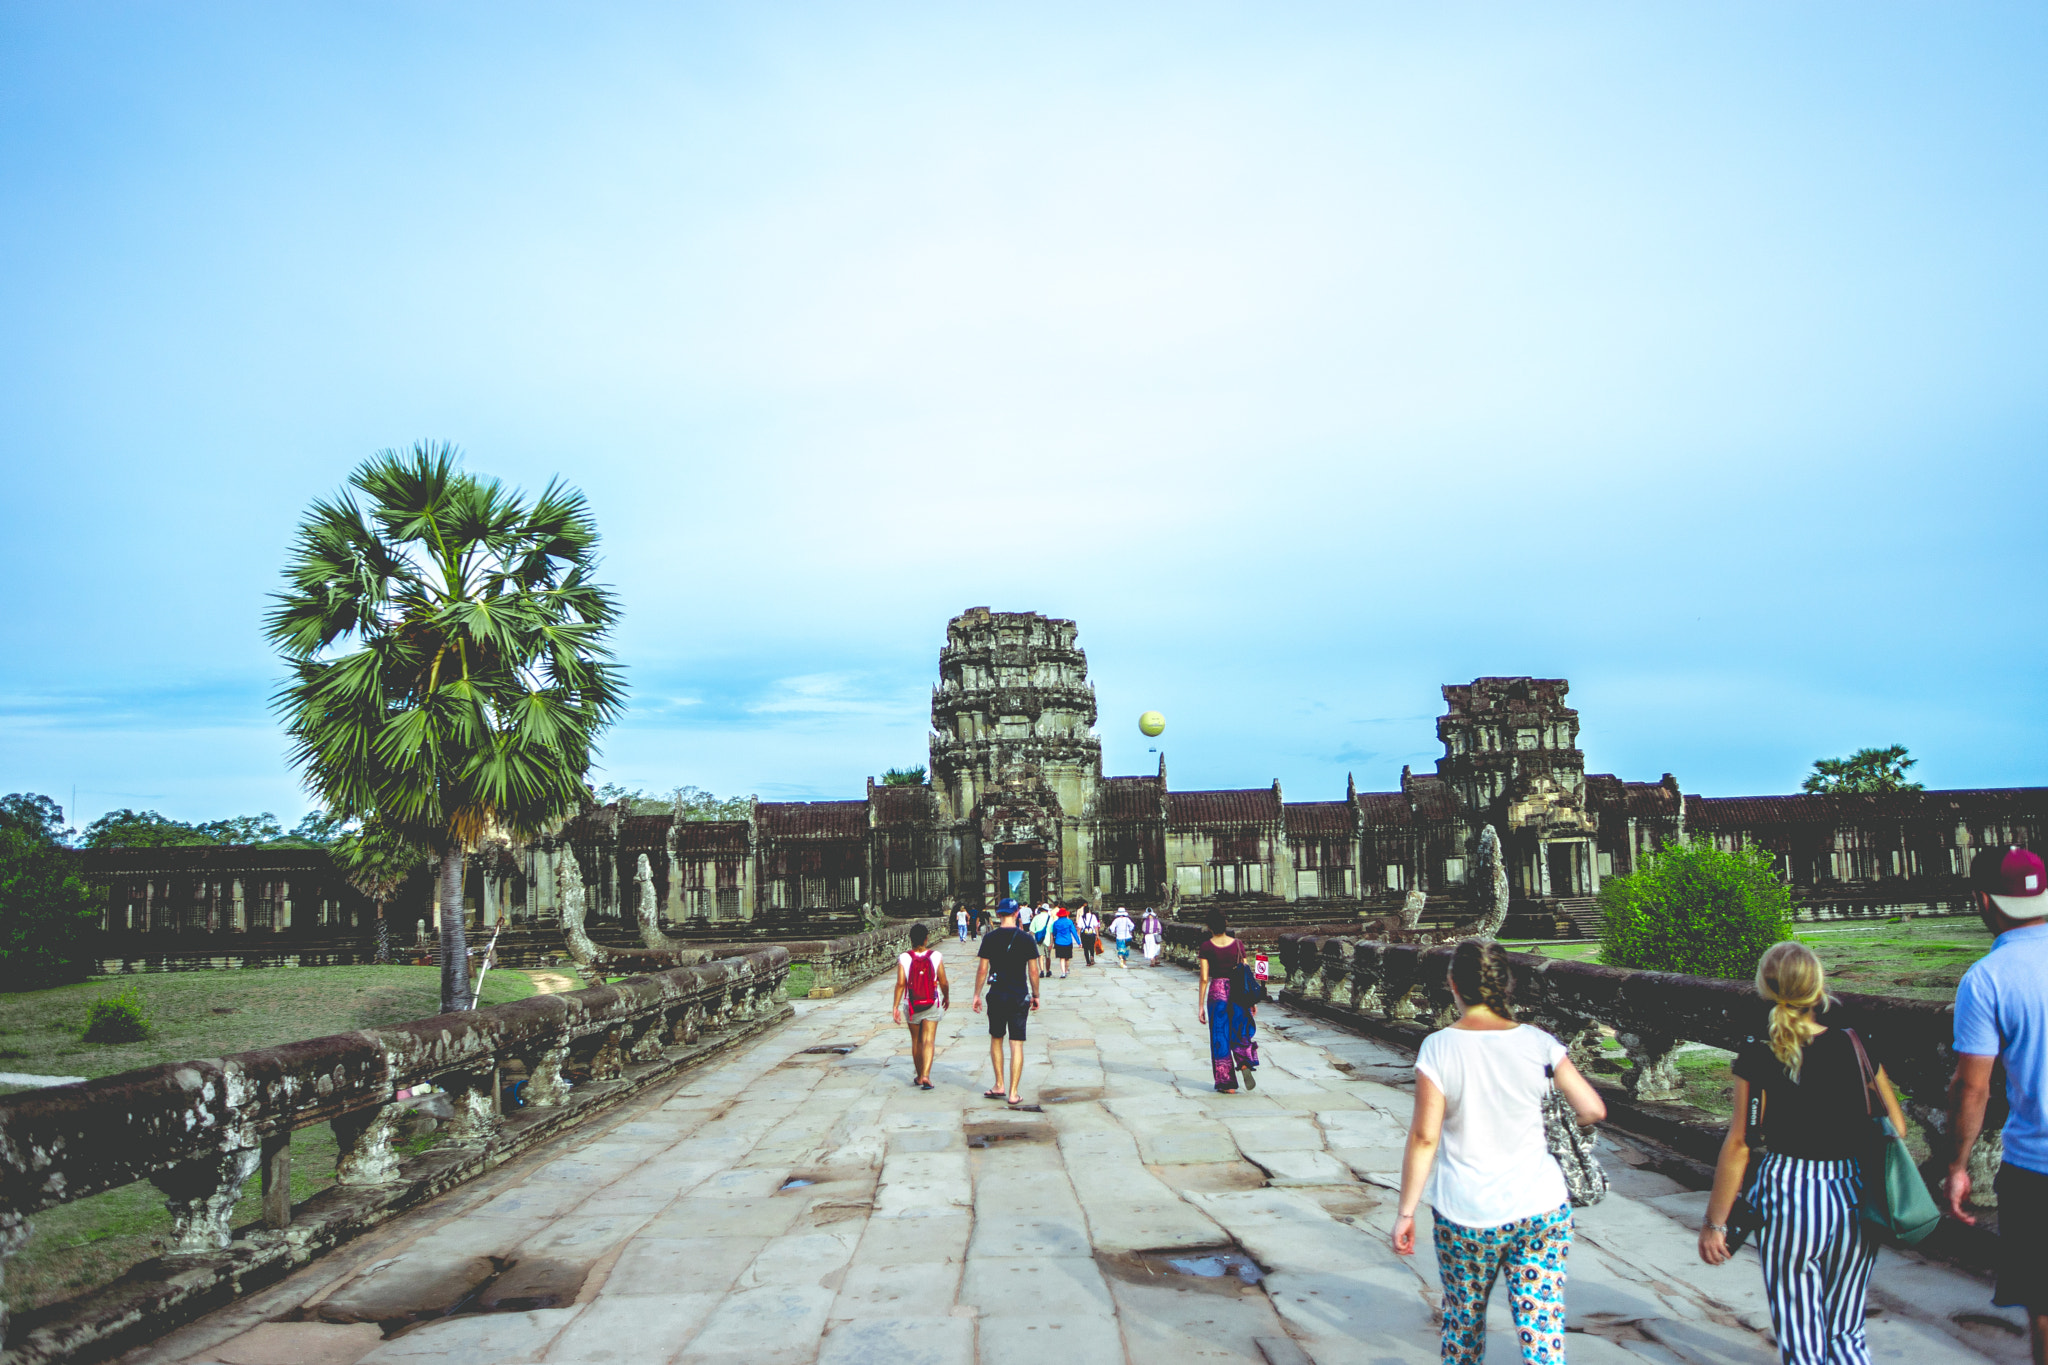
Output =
[
  {"x1": 331, "y1": 821, "x2": 426, "y2": 963},
  {"x1": 192, "y1": 813, "x2": 285, "y2": 844},
  {"x1": 670, "y1": 786, "x2": 753, "y2": 821},
  {"x1": 881, "y1": 767, "x2": 927, "y2": 786},
  {"x1": 1802, "y1": 744, "x2": 1922, "y2": 795},
  {"x1": 268, "y1": 443, "x2": 624, "y2": 1013},
  {"x1": 0, "y1": 793, "x2": 71, "y2": 844},
  {"x1": 286, "y1": 810, "x2": 348, "y2": 845},
  {"x1": 1598, "y1": 836, "x2": 1793, "y2": 979},
  {"x1": 0, "y1": 795, "x2": 98, "y2": 990},
  {"x1": 81, "y1": 809, "x2": 214, "y2": 849},
  {"x1": 80, "y1": 809, "x2": 297, "y2": 848}
]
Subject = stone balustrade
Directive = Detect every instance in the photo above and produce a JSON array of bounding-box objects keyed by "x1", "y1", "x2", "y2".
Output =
[
  {"x1": 800, "y1": 918, "x2": 947, "y2": 998},
  {"x1": 1251, "y1": 930, "x2": 1999, "y2": 1222},
  {"x1": 0, "y1": 948, "x2": 792, "y2": 1365}
]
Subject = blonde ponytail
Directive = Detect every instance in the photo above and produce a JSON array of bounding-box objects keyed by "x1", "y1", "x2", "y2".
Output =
[{"x1": 1755, "y1": 940, "x2": 1830, "y2": 1081}]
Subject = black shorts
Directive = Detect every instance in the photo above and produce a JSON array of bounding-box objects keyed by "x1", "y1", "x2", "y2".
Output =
[
  {"x1": 1996, "y1": 1162, "x2": 2048, "y2": 1309},
  {"x1": 987, "y1": 996, "x2": 1029, "y2": 1040},
  {"x1": 1055, "y1": 945, "x2": 1073, "y2": 960}
]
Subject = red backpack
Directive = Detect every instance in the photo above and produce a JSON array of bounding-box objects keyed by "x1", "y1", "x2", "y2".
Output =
[{"x1": 906, "y1": 949, "x2": 939, "y2": 1012}]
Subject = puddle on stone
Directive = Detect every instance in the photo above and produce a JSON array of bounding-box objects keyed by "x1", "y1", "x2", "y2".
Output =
[
  {"x1": 1037, "y1": 1086, "x2": 1104, "y2": 1105},
  {"x1": 801, "y1": 1044, "x2": 857, "y2": 1055},
  {"x1": 779, "y1": 1176, "x2": 817, "y2": 1191},
  {"x1": 964, "y1": 1121, "x2": 1053, "y2": 1148},
  {"x1": 1097, "y1": 1245, "x2": 1267, "y2": 1293}
]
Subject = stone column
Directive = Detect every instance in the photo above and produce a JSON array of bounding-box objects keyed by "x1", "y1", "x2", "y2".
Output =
[{"x1": 279, "y1": 879, "x2": 293, "y2": 930}]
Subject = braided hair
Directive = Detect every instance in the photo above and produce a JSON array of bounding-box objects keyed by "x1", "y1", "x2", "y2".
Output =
[{"x1": 1449, "y1": 939, "x2": 1517, "y2": 1020}]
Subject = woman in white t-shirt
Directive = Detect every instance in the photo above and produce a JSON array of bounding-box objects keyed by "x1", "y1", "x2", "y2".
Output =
[
  {"x1": 1393, "y1": 940, "x2": 1605, "y2": 1364},
  {"x1": 891, "y1": 924, "x2": 950, "y2": 1091}
]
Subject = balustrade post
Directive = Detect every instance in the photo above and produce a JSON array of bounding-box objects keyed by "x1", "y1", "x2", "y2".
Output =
[
  {"x1": 151, "y1": 1146, "x2": 262, "y2": 1253},
  {"x1": 260, "y1": 1131, "x2": 292, "y2": 1229},
  {"x1": 443, "y1": 1075, "x2": 499, "y2": 1143},
  {"x1": 525, "y1": 1040, "x2": 574, "y2": 1107},
  {"x1": 1617, "y1": 1030, "x2": 1682, "y2": 1101},
  {"x1": 0, "y1": 1212, "x2": 31, "y2": 1343},
  {"x1": 333, "y1": 1103, "x2": 407, "y2": 1185}
]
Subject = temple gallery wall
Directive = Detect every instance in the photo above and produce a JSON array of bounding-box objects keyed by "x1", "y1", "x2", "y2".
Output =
[{"x1": 86, "y1": 608, "x2": 2046, "y2": 941}]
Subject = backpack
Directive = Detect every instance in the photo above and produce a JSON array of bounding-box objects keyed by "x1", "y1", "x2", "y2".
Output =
[
  {"x1": 1228, "y1": 961, "x2": 1268, "y2": 1007},
  {"x1": 906, "y1": 949, "x2": 939, "y2": 1012}
]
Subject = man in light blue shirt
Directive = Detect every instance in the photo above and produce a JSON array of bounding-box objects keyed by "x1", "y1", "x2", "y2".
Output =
[{"x1": 1946, "y1": 845, "x2": 2048, "y2": 1348}]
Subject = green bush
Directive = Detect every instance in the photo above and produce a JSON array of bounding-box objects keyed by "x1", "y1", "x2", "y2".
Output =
[
  {"x1": 81, "y1": 987, "x2": 151, "y2": 1043},
  {"x1": 1598, "y1": 836, "x2": 1793, "y2": 979}
]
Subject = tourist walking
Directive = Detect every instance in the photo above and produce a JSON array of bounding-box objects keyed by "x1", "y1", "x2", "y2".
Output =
[
  {"x1": 954, "y1": 904, "x2": 971, "y2": 944},
  {"x1": 1050, "y1": 905, "x2": 1079, "y2": 978},
  {"x1": 1194, "y1": 910, "x2": 1259, "y2": 1092},
  {"x1": 1943, "y1": 846, "x2": 2048, "y2": 1360},
  {"x1": 1141, "y1": 907, "x2": 1163, "y2": 964},
  {"x1": 1394, "y1": 939, "x2": 1605, "y2": 1365},
  {"x1": 1109, "y1": 906, "x2": 1134, "y2": 968},
  {"x1": 1078, "y1": 905, "x2": 1102, "y2": 967},
  {"x1": 972, "y1": 901, "x2": 1041, "y2": 1106},
  {"x1": 890, "y1": 923, "x2": 950, "y2": 1090},
  {"x1": 1697, "y1": 939, "x2": 1908, "y2": 1365},
  {"x1": 1029, "y1": 901, "x2": 1053, "y2": 972}
]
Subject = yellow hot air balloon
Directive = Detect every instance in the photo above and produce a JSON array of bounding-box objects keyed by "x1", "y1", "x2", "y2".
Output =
[{"x1": 1139, "y1": 711, "x2": 1166, "y2": 738}]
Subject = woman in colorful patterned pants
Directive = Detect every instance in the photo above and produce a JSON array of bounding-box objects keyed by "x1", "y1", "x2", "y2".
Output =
[{"x1": 1393, "y1": 940, "x2": 1605, "y2": 1363}]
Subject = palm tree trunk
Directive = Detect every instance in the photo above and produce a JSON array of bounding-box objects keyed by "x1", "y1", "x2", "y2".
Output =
[
  {"x1": 438, "y1": 850, "x2": 471, "y2": 1013},
  {"x1": 374, "y1": 898, "x2": 390, "y2": 964}
]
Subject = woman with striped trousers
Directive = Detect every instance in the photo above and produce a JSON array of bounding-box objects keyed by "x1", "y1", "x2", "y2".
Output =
[{"x1": 1698, "y1": 941, "x2": 1910, "y2": 1364}]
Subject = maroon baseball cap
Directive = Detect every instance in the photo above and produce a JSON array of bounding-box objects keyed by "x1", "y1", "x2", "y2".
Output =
[{"x1": 1974, "y1": 846, "x2": 2047, "y2": 918}]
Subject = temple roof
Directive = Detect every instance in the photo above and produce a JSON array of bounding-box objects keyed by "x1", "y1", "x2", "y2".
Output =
[
  {"x1": 1168, "y1": 788, "x2": 1282, "y2": 829},
  {"x1": 755, "y1": 801, "x2": 869, "y2": 840},
  {"x1": 1284, "y1": 801, "x2": 1356, "y2": 837}
]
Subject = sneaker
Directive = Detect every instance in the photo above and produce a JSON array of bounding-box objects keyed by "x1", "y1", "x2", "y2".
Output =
[{"x1": 1241, "y1": 1066, "x2": 1257, "y2": 1091}]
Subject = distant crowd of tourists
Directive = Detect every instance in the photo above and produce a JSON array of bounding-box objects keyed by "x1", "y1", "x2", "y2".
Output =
[{"x1": 900, "y1": 844, "x2": 2048, "y2": 1365}]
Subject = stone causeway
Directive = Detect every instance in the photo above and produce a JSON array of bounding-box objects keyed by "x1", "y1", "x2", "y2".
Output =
[{"x1": 120, "y1": 956, "x2": 2027, "y2": 1365}]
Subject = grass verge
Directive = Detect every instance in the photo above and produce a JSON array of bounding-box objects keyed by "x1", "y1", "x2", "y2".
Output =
[{"x1": 0, "y1": 966, "x2": 538, "y2": 1316}]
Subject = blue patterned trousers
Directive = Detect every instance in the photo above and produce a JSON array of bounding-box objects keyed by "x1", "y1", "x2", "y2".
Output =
[{"x1": 1432, "y1": 1203, "x2": 1572, "y2": 1364}]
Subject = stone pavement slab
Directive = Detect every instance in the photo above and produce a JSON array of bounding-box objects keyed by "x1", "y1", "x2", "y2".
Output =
[{"x1": 128, "y1": 947, "x2": 2016, "y2": 1365}]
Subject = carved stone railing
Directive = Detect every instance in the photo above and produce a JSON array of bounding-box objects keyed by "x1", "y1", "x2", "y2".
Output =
[
  {"x1": 1267, "y1": 932, "x2": 1998, "y2": 1225},
  {"x1": 0, "y1": 949, "x2": 792, "y2": 1365},
  {"x1": 801, "y1": 918, "x2": 947, "y2": 998}
]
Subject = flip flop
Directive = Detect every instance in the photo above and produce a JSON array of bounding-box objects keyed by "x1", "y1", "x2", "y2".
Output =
[
  {"x1": 1006, "y1": 1096, "x2": 1023, "y2": 1107},
  {"x1": 918, "y1": 1079, "x2": 934, "y2": 1090},
  {"x1": 982, "y1": 1088, "x2": 1006, "y2": 1099}
]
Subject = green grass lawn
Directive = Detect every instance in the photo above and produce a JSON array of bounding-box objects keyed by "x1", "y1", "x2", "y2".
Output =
[
  {"x1": 784, "y1": 963, "x2": 813, "y2": 999},
  {"x1": 0, "y1": 966, "x2": 538, "y2": 1317},
  {"x1": 1507, "y1": 915, "x2": 1994, "y2": 1003}
]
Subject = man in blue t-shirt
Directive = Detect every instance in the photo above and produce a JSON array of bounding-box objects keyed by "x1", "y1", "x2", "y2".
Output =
[
  {"x1": 973, "y1": 903, "x2": 1040, "y2": 1106},
  {"x1": 1947, "y1": 845, "x2": 2048, "y2": 1345}
]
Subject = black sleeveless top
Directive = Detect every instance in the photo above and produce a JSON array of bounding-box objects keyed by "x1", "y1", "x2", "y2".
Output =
[{"x1": 1732, "y1": 1026, "x2": 1874, "y2": 1161}]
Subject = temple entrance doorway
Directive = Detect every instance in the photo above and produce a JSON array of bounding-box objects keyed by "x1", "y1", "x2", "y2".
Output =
[{"x1": 994, "y1": 841, "x2": 1049, "y2": 905}]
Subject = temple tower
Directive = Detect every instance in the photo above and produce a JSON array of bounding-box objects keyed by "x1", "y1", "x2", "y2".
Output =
[
  {"x1": 929, "y1": 608, "x2": 1102, "y2": 905},
  {"x1": 1435, "y1": 677, "x2": 1599, "y2": 899}
]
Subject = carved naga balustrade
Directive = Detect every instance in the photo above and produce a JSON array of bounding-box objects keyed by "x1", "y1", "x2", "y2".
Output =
[
  {"x1": 0, "y1": 949, "x2": 791, "y2": 1365},
  {"x1": 1257, "y1": 931, "x2": 1996, "y2": 1212},
  {"x1": 801, "y1": 918, "x2": 948, "y2": 997}
]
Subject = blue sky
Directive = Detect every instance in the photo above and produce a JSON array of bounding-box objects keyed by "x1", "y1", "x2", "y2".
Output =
[{"x1": 2, "y1": 3, "x2": 2043, "y2": 828}]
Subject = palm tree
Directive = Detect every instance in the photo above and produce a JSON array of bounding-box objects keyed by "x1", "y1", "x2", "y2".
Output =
[
  {"x1": 268, "y1": 443, "x2": 624, "y2": 1012},
  {"x1": 331, "y1": 821, "x2": 426, "y2": 963}
]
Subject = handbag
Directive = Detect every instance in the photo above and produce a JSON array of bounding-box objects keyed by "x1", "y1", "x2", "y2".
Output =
[
  {"x1": 1844, "y1": 1029, "x2": 1943, "y2": 1245},
  {"x1": 1542, "y1": 1063, "x2": 1609, "y2": 1207}
]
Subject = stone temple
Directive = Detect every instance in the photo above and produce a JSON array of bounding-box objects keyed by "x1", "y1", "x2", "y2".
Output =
[{"x1": 85, "y1": 607, "x2": 2048, "y2": 947}]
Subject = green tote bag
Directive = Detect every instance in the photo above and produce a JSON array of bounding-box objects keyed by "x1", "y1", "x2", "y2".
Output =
[{"x1": 1846, "y1": 1029, "x2": 1943, "y2": 1246}]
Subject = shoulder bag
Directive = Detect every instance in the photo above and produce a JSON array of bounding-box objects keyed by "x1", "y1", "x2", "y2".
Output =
[
  {"x1": 1844, "y1": 1028, "x2": 1943, "y2": 1246},
  {"x1": 1542, "y1": 1063, "x2": 1609, "y2": 1207}
]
